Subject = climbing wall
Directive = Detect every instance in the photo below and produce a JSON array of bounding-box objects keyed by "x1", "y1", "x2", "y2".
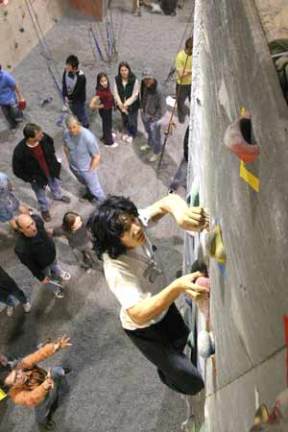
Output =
[
  {"x1": 0, "y1": 0, "x2": 66, "y2": 69},
  {"x1": 188, "y1": 0, "x2": 288, "y2": 430},
  {"x1": 255, "y1": 0, "x2": 288, "y2": 41}
]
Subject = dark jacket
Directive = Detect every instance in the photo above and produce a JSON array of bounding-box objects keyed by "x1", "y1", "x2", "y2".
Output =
[
  {"x1": 15, "y1": 215, "x2": 56, "y2": 281},
  {"x1": 12, "y1": 133, "x2": 61, "y2": 187},
  {"x1": 62, "y1": 70, "x2": 86, "y2": 103},
  {"x1": 140, "y1": 80, "x2": 167, "y2": 121},
  {"x1": 115, "y1": 74, "x2": 139, "y2": 112}
]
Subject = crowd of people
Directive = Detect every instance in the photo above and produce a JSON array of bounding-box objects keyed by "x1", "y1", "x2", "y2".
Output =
[{"x1": 0, "y1": 34, "x2": 209, "y2": 431}]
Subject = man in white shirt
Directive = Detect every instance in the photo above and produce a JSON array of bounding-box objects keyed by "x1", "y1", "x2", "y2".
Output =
[{"x1": 90, "y1": 193, "x2": 208, "y2": 395}]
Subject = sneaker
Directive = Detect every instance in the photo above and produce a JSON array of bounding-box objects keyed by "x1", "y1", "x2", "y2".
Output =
[
  {"x1": 140, "y1": 144, "x2": 150, "y2": 152},
  {"x1": 104, "y1": 142, "x2": 119, "y2": 148},
  {"x1": 121, "y1": 134, "x2": 129, "y2": 142},
  {"x1": 23, "y1": 302, "x2": 32, "y2": 313},
  {"x1": 149, "y1": 153, "x2": 160, "y2": 162},
  {"x1": 6, "y1": 306, "x2": 14, "y2": 317},
  {"x1": 41, "y1": 211, "x2": 52, "y2": 222},
  {"x1": 55, "y1": 195, "x2": 71, "y2": 203},
  {"x1": 55, "y1": 287, "x2": 65, "y2": 299},
  {"x1": 79, "y1": 191, "x2": 95, "y2": 202},
  {"x1": 126, "y1": 136, "x2": 133, "y2": 144},
  {"x1": 112, "y1": 132, "x2": 117, "y2": 140},
  {"x1": 60, "y1": 271, "x2": 71, "y2": 281}
]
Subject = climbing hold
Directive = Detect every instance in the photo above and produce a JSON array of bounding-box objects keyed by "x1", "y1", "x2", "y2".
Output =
[
  {"x1": 40, "y1": 96, "x2": 53, "y2": 107},
  {"x1": 14, "y1": 42, "x2": 18, "y2": 49},
  {"x1": 0, "y1": 0, "x2": 9, "y2": 6},
  {"x1": 6, "y1": 64, "x2": 12, "y2": 69},
  {"x1": 0, "y1": 388, "x2": 7, "y2": 401},
  {"x1": 224, "y1": 111, "x2": 260, "y2": 164},
  {"x1": 205, "y1": 225, "x2": 226, "y2": 264},
  {"x1": 19, "y1": 27, "x2": 25, "y2": 33},
  {"x1": 239, "y1": 161, "x2": 260, "y2": 192}
]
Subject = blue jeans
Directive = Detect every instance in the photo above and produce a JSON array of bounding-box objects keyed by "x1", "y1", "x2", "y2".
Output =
[
  {"x1": 35, "y1": 367, "x2": 66, "y2": 426},
  {"x1": 142, "y1": 117, "x2": 162, "y2": 154},
  {"x1": 43, "y1": 259, "x2": 63, "y2": 294},
  {"x1": 121, "y1": 109, "x2": 138, "y2": 137},
  {"x1": 30, "y1": 177, "x2": 63, "y2": 212},
  {"x1": 70, "y1": 101, "x2": 89, "y2": 128},
  {"x1": 70, "y1": 167, "x2": 106, "y2": 201}
]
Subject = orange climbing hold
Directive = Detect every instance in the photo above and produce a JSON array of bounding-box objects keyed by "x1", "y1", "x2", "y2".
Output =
[{"x1": 224, "y1": 111, "x2": 260, "y2": 164}]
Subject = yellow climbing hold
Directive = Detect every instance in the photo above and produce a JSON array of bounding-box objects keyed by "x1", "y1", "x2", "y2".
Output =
[
  {"x1": 240, "y1": 161, "x2": 260, "y2": 192},
  {"x1": 0, "y1": 388, "x2": 7, "y2": 401}
]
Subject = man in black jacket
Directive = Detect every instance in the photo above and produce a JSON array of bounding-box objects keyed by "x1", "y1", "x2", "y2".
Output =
[
  {"x1": 62, "y1": 55, "x2": 89, "y2": 128},
  {"x1": 14, "y1": 214, "x2": 71, "y2": 299},
  {"x1": 12, "y1": 123, "x2": 70, "y2": 222}
]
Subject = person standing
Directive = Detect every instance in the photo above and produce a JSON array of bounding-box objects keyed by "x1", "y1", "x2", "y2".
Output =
[
  {"x1": 12, "y1": 123, "x2": 70, "y2": 222},
  {"x1": 0, "y1": 171, "x2": 30, "y2": 229},
  {"x1": 114, "y1": 62, "x2": 140, "y2": 144},
  {"x1": 64, "y1": 116, "x2": 105, "y2": 202},
  {"x1": 175, "y1": 37, "x2": 193, "y2": 124},
  {"x1": 90, "y1": 193, "x2": 208, "y2": 396},
  {"x1": 0, "y1": 65, "x2": 25, "y2": 129},
  {"x1": 14, "y1": 214, "x2": 71, "y2": 299},
  {"x1": 140, "y1": 67, "x2": 167, "y2": 162},
  {"x1": 90, "y1": 72, "x2": 118, "y2": 148},
  {"x1": 62, "y1": 55, "x2": 89, "y2": 128},
  {"x1": 0, "y1": 266, "x2": 31, "y2": 317},
  {"x1": 4, "y1": 336, "x2": 71, "y2": 431}
]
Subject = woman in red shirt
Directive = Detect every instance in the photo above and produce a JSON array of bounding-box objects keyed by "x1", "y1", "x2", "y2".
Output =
[{"x1": 91, "y1": 73, "x2": 118, "y2": 148}]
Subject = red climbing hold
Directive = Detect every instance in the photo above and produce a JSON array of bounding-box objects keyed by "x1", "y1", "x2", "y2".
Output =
[{"x1": 224, "y1": 111, "x2": 260, "y2": 164}]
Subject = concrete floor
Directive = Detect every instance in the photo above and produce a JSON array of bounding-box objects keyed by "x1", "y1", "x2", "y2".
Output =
[{"x1": 0, "y1": 2, "x2": 198, "y2": 431}]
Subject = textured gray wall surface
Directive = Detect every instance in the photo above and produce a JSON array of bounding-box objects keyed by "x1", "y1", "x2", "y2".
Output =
[{"x1": 189, "y1": 0, "x2": 288, "y2": 430}]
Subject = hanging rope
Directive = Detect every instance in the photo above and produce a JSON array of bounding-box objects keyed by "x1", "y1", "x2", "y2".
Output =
[{"x1": 24, "y1": 0, "x2": 63, "y2": 101}]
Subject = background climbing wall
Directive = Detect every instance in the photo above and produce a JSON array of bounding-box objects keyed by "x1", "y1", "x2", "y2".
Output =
[
  {"x1": 255, "y1": 0, "x2": 288, "y2": 41},
  {"x1": 188, "y1": 0, "x2": 288, "y2": 430},
  {"x1": 0, "y1": 0, "x2": 66, "y2": 69}
]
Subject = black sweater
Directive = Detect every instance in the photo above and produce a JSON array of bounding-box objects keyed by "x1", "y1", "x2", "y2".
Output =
[
  {"x1": 15, "y1": 215, "x2": 56, "y2": 281},
  {"x1": 62, "y1": 70, "x2": 86, "y2": 103},
  {"x1": 12, "y1": 133, "x2": 61, "y2": 187}
]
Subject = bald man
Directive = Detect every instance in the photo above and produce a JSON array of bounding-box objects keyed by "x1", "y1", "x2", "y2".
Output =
[{"x1": 14, "y1": 214, "x2": 70, "y2": 299}]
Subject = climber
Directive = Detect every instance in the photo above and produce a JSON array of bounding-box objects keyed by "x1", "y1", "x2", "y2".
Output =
[{"x1": 0, "y1": 65, "x2": 25, "y2": 130}]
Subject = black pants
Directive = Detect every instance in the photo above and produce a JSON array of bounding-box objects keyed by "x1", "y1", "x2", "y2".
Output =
[
  {"x1": 0, "y1": 267, "x2": 27, "y2": 305},
  {"x1": 121, "y1": 109, "x2": 138, "y2": 137},
  {"x1": 176, "y1": 84, "x2": 191, "y2": 124},
  {"x1": 125, "y1": 303, "x2": 204, "y2": 395},
  {"x1": 99, "y1": 108, "x2": 113, "y2": 145},
  {"x1": 1, "y1": 104, "x2": 23, "y2": 128}
]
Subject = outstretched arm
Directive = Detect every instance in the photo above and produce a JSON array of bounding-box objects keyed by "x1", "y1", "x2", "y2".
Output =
[
  {"x1": 20, "y1": 336, "x2": 72, "y2": 369},
  {"x1": 142, "y1": 194, "x2": 208, "y2": 231}
]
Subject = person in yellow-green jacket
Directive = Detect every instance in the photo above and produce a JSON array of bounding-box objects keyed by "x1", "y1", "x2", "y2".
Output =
[{"x1": 175, "y1": 37, "x2": 193, "y2": 123}]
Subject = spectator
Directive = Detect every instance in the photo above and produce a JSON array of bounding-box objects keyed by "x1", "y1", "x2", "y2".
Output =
[
  {"x1": 114, "y1": 62, "x2": 140, "y2": 144},
  {"x1": 4, "y1": 336, "x2": 71, "y2": 431},
  {"x1": 0, "y1": 171, "x2": 30, "y2": 229},
  {"x1": 0, "y1": 266, "x2": 31, "y2": 317},
  {"x1": 0, "y1": 65, "x2": 25, "y2": 129},
  {"x1": 90, "y1": 193, "x2": 209, "y2": 395},
  {"x1": 62, "y1": 55, "x2": 89, "y2": 128},
  {"x1": 12, "y1": 123, "x2": 70, "y2": 222},
  {"x1": 90, "y1": 72, "x2": 118, "y2": 148},
  {"x1": 52, "y1": 211, "x2": 98, "y2": 270},
  {"x1": 14, "y1": 214, "x2": 71, "y2": 299},
  {"x1": 175, "y1": 37, "x2": 193, "y2": 123},
  {"x1": 64, "y1": 116, "x2": 105, "y2": 202},
  {"x1": 140, "y1": 67, "x2": 167, "y2": 162}
]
